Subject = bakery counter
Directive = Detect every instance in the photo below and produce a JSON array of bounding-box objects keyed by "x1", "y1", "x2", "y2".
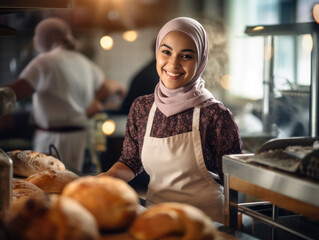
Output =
[
  {"x1": 2, "y1": 147, "x2": 259, "y2": 240},
  {"x1": 223, "y1": 153, "x2": 319, "y2": 239}
]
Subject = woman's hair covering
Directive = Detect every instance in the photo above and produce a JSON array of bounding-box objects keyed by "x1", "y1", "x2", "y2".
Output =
[
  {"x1": 155, "y1": 16, "x2": 208, "y2": 81},
  {"x1": 154, "y1": 17, "x2": 218, "y2": 117},
  {"x1": 33, "y1": 17, "x2": 76, "y2": 53}
]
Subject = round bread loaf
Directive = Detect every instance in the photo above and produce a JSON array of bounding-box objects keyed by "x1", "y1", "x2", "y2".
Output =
[
  {"x1": 5, "y1": 194, "x2": 99, "y2": 240},
  {"x1": 62, "y1": 176, "x2": 139, "y2": 230},
  {"x1": 129, "y1": 202, "x2": 218, "y2": 240},
  {"x1": 12, "y1": 178, "x2": 44, "y2": 202},
  {"x1": 25, "y1": 169, "x2": 79, "y2": 193},
  {"x1": 7, "y1": 150, "x2": 65, "y2": 177}
]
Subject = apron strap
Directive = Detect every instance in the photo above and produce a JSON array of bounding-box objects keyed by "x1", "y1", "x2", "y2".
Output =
[
  {"x1": 192, "y1": 107, "x2": 200, "y2": 131},
  {"x1": 145, "y1": 102, "x2": 157, "y2": 137}
]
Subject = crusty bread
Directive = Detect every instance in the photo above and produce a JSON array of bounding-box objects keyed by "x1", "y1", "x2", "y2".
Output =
[
  {"x1": 12, "y1": 178, "x2": 44, "y2": 202},
  {"x1": 7, "y1": 150, "x2": 65, "y2": 177},
  {"x1": 5, "y1": 194, "x2": 99, "y2": 240},
  {"x1": 129, "y1": 202, "x2": 218, "y2": 240},
  {"x1": 62, "y1": 176, "x2": 139, "y2": 230},
  {"x1": 25, "y1": 169, "x2": 79, "y2": 193}
]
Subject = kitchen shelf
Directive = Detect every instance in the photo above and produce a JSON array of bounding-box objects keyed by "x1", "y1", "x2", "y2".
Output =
[{"x1": 245, "y1": 22, "x2": 319, "y2": 36}]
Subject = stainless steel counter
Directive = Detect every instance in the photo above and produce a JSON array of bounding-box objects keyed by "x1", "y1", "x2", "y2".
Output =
[
  {"x1": 223, "y1": 154, "x2": 319, "y2": 207},
  {"x1": 223, "y1": 153, "x2": 319, "y2": 239}
]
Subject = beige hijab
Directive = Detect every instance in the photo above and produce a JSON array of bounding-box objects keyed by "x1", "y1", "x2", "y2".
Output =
[{"x1": 154, "y1": 17, "x2": 218, "y2": 117}]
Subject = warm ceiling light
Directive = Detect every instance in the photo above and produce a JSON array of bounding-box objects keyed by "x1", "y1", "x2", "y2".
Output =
[
  {"x1": 313, "y1": 4, "x2": 319, "y2": 24},
  {"x1": 220, "y1": 74, "x2": 231, "y2": 90},
  {"x1": 252, "y1": 26, "x2": 264, "y2": 31},
  {"x1": 100, "y1": 36, "x2": 113, "y2": 50},
  {"x1": 102, "y1": 119, "x2": 116, "y2": 135},
  {"x1": 122, "y1": 30, "x2": 138, "y2": 42}
]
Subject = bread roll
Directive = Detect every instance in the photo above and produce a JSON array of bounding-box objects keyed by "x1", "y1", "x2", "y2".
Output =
[
  {"x1": 12, "y1": 178, "x2": 44, "y2": 202},
  {"x1": 5, "y1": 194, "x2": 99, "y2": 240},
  {"x1": 129, "y1": 202, "x2": 218, "y2": 240},
  {"x1": 62, "y1": 176, "x2": 139, "y2": 230},
  {"x1": 7, "y1": 150, "x2": 65, "y2": 177},
  {"x1": 25, "y1": 169, "x2": 79, "y2": 193}
]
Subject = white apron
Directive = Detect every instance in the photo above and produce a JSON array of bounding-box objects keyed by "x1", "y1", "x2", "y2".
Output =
[{"x1": 141, "y1": 103, "x2": 225, "y2": 223}]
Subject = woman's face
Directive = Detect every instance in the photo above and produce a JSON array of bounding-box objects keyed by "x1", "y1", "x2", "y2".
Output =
[{"x1": 156, "y1": 31, "x2": 197, "y2": 89}]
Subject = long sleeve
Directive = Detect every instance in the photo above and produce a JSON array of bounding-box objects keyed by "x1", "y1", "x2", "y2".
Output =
[{"x1": 204, "y1": 105, "x2": 243, "y2": 183}]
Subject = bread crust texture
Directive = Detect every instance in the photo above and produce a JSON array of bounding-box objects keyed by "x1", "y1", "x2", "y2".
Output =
[
  {"x1": 129, "y1": 202, "x2": 217, "y2": 240},
  {"x1": 7, "y1": 150, "x2": 65, "y2": 177},
  {"x1": 5, "y1": 194, "x2": 100, "y2": 240},
  {"x1": 25, "y1": 169, "x2": 79, "y2": 193},
  {"x1": 62, "y1": 176, "x2": 139, "y2": 230}
]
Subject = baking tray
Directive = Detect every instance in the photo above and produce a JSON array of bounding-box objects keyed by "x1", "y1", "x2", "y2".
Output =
[{"x1": 247, "y1": 137, "x2": 319, "y2": 180}]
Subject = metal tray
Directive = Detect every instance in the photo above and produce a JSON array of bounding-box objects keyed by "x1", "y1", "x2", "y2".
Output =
[{"x1": 248, "y1": 137, "x2": 319, "y2": 179}]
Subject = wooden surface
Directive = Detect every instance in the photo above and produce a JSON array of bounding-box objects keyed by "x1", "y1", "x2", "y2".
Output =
[{"x1": 230, "y1": 175, "x2": 319, "y2": 221}]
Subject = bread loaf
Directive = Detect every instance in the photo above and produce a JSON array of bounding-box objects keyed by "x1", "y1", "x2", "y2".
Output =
[
  {"x1": 129, "y1": 202, "x2": 218, "y2": 240},
  {"x1": 62, "y1": 176, "x2": 139, "y2": 230},
  {"x1": 7, "y1": 150, "x2": 65, "y2": 177},
  {"x1": 25, "y1": 169, "x2": 79, "y2": 193},
  {"x1": 12, "y1": 178, "x2": 44, "y2": 202},
  {"x1": 5, "y1": 194, "x2": 99, "y2": 240}
]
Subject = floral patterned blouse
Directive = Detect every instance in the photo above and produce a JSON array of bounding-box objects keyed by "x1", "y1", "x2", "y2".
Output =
[{"x1": 118, "y1": 94, "x2": 243, "y2": 183}]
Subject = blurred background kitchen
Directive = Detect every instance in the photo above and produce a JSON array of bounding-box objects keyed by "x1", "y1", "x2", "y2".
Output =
[{"x1": 0, "y1": 0, "x2": 318, "y2": 173}]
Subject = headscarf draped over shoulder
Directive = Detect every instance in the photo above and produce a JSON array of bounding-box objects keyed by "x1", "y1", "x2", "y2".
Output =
[
  {"x1": 154, "y1": 17, "x2": 218, "y2": 117},
  {"x1": 33, "y1": 17, "x2": 76, "y2": 53}
]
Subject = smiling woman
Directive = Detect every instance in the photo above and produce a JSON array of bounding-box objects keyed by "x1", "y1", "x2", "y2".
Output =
[{"x1": 98, "y1": 17, "x2": 243, "y2": 223}]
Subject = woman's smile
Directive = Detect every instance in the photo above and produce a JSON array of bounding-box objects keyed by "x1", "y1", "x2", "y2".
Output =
[{"x1": 164, "y1": 70, "x2": 184, "y2": 79}]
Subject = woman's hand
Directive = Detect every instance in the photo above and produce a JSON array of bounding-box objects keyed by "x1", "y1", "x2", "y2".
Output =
[{"x1": 95, "y1": 162, "x2": 135, "y2": 183}]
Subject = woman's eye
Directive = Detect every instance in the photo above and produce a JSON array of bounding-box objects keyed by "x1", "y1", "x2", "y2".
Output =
[
  {"x1": 182, "y1": 54, "x2": 193, "y2": 60},
  {"x1": 161, "y1": 50, "x2": 171, "y2": 55}
]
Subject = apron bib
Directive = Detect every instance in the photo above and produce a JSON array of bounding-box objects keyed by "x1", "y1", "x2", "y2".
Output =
[{"x1": 141, "y1": 103, "x2": 225, "y2": 223}]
